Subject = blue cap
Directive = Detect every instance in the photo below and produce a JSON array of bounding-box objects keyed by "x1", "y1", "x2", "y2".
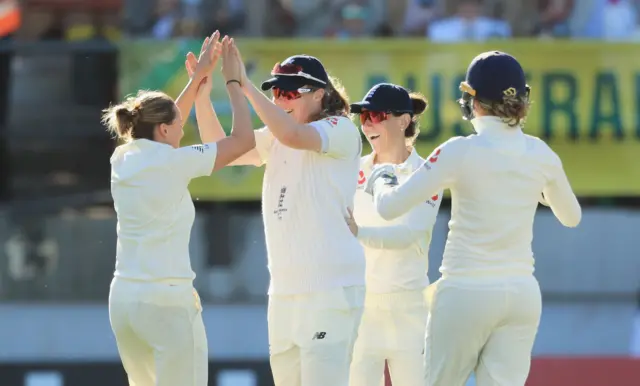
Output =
[
  {"x1": 460, "y1": 51, "x2": 528, "y2": 102},
  {"x1": 350, "y1": 83, "x2": 414, "y2": 114},
  {"x1": 261, "y1": 55, "x2": 330, "y2": 91}
]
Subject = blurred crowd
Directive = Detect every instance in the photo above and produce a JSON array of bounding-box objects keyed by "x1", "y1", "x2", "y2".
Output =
[{"x1": 16, "y1": 0, "x2": 640, "y2": 42}]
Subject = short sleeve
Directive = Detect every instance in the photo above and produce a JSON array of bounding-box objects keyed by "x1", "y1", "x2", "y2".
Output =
[
  {"x1": 308, "y1": 116, "x2": 361, "y2": 159},
  {"x1": 171, "y1": 142, "x2": 218, "y2": 180},
  {"x1": 255, "y1": 126, "x2": 275, "y2": 164}
]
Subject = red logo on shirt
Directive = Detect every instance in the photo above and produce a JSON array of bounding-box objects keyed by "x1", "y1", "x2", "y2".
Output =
[
  {"x1": 325, "y1": 117, "x2": 339, "y2": 126},
  {"x1": 358, "y1": 170, "x2": 366, "y2": 185},
  {"x1": 431, "y1": 194, "x2": 439, "y2": 201},
  {"x1": 429, "y1": 148, "x2": 441, "y2": 163}
]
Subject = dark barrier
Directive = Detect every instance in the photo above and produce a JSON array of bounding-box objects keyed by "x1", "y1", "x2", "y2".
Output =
[
  {"x1": 0, "y1": 361, "x2": 273, "y2": 386},
  {"x1": 2, "y1": 358, "x2": 640, "y2": 386}
]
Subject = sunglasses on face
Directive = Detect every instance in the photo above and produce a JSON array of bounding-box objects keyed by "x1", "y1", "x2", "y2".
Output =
[
  {"x1": 359, "y1": 110, "x2": 391, "y2": 125},
  {"x1": 272, "y1": 87, "x2": 315, "y2": 101}
]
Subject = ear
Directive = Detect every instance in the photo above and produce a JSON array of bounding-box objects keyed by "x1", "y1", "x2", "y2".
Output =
[
  {"x1": 400, "y1": 113, "x2": 411, "y2": 130},
  {"x1": 472, "y1": 98, "x2": 483, "y2": 114},
  {"x1": 155, "y1": 124, "x2": 168, "y2": 139},
  {"x1": 313, "y1": 88, "x2": 325, "y2": 102}
]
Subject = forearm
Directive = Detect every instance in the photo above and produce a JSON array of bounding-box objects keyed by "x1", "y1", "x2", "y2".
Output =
[
  {"x1": 357, "y1": 224, "x2": 423, "y2": 250},
  {"x1": 195, "y1": 96, "x2": 225, "y2": 143},
  {"x1": 244, "y1": 83, "x2": 302, "y2": 142},
  {"x1": 543, "y1": 174, "x2": 581, "y2": 227},
  {"x1": 211, "y1": 83, "x2": 255, "y2": 171},
  {"x1": 228, "y1": 83, "x2": 254, "y2": 144},
  {"x1": 375, "y1": 167, "x2": 442, "y2": 221},
  {"x1": 175, "y1": 78, "x2": 200, "y2": 127}
]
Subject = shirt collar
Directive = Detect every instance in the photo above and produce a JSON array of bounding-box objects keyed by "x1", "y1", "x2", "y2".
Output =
[
  {"x1": 363, "y1": 147, "x2": 420, "y2": 173},
  {"x1": 471, "y1": 116, "x2": 523, "y2": 136}
]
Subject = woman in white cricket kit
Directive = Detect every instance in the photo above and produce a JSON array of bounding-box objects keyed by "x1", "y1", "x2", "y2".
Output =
[
  {"x1": 365, "y1": 51, "x2": 582, "y2": 386},
  {"x1": 227, "y1": 45, "x2": 365, "y2": 386},
  {"x1": 105, "y1": 34, "x2": 255, "y2": 386},
  {"x1": 346, "y1": 83, "x2": 442, "y2": 386}
]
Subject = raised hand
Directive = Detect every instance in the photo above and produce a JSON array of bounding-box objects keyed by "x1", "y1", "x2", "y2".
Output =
[
  {"x1": 192, "y1": 31, "x2": 222, "y2": 83},
  {"x1": 186, "y1": 50, "x2": 211, "y2": 96},
  {"x1": 220, "y1": 36, "x2": 241, "y2": 83},
  {"x1": 227, "y1": 38, "x2": 249, "y2": 87}
]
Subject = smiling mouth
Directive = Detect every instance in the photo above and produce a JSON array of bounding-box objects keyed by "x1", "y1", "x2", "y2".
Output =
[{"x1": 369, "y1": 135, "x2": 380, "y2": 141}]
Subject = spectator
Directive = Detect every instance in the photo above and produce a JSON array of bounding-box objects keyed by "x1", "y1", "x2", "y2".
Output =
[
  {"x1": 401, "y1": 0, "x2": 439, "y2": 36},
  {"x1": 602, "y1": 0, "x2": 638, "y2": 40},
  {"x1": 428, "y1": 0, "x2": 511, "y2": 42},
  {"x1": 65, "y1": 11, "x2": 121, "y2": 42},
  {"x1": 535, "y1": 0, "x2": 575, "y2": 38},
  {"x1": 200, "y1": 0, "x2": 246, "y2": 36},
  {"x1": 570, "y1": 0, "x2": 638, "y2": 40},
  {"x1": 331, "y1": 3, "x2": 369, "y2": 38},
  {"x1": 263, "y1": 0, "x2": 297, "y2": 36},
  {"x1": 151, "y1": 0, "x2": 183, "y2": 39},
  {"x1": 286, "y1": 0, "x2": 384, "y2": 37}
]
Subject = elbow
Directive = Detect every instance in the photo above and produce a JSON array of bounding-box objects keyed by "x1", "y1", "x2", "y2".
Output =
[
  {"x1": 561, "y1": 207, "x2": 582, "y2": 228},
  {"x1": 376, "y1": 202, "x2": 400, "y2": 222},
  {"x1": 232, "y1": 125, "x2": 256, "y2": 151}
]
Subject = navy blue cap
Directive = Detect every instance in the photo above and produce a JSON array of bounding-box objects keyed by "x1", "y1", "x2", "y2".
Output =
[
  {"x1": 460, "y1": 51, "x2": 528, "y2": 102},
  {"x1": 261, "y1": 55, "x2": 330, "y2": 91},
  {"x1": 350, "y1": 83, "x2": 414, "y2": 114}
]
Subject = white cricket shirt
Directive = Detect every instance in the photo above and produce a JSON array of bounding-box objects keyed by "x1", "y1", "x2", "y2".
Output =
[
  {"x1": 373, "y1": 116, "x2": 582, "y2": 277},
  {"x1": 354, "y1": 149, "x2": 442, "y2": 293},
  {"x1": 255, "y1": 116, "x2": 366, "y2": 294},
  {"x1": 110, "y1": 139, "x2": 218, "y2": 281}
]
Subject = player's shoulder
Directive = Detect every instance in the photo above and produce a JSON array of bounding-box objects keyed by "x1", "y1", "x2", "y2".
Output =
[
  {"x1": 321, "y1": 115, "x2": 357, "y2": 130},
  {"x1": 434, "y1": 135, "x2": 471, "y2": 155},
  {"x1": 524, "y1": 134, "x2": 562, "y2": 165}
]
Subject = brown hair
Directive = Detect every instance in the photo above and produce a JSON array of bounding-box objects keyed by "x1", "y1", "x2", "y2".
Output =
[
  {"x1": 392, "y1": 92, "x2": 428, "y2": 145},
  {"x1": 476, "y1": 93, "x2": 531, "y2": 127},
  {"x1": 312, "y1": 74, "x2": 350, "y2": 121},
  {"x1": 101, "y1": 90, "x2": 176, "y2": 142}
]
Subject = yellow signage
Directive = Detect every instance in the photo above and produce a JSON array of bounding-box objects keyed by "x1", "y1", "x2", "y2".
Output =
[{"x1": 119, "y1": 40, "x2": 640, "y2": 199}]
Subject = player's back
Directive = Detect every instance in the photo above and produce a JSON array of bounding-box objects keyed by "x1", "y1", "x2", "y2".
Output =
[
  {"x1": 442, "y1": 119, "x2": 564, "y2": 277},
  {"x1": 110, "y1": 139, "x2": 203, "y2": 281}
]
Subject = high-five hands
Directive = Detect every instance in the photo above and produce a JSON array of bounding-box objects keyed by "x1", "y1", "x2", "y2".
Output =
[
  {"x1": 225, "y1": 38, "x2": 249, "y2": 88},
  {"x1": 186, "y1": 31, "x2": 223, "y2": 96},
  {"x1": 221, "y1": 37, "x2": 243, "y2": 84}
]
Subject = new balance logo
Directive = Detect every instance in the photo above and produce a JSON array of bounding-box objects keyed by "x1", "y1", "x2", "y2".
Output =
[{"x1": 312, "y1": 332, "x2": 326, "y2": 340}]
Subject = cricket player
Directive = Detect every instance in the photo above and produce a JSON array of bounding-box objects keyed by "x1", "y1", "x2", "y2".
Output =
[
  {"x1": 106, "y1": 34, "x2": 255, "y2": 386},
  {"x1": 365, "y1": 51, "x2": 582, "y2": 386},
  {"x1": 346, "y1": 83, "x2": 442, "y2": 386},
  {"x1": 224, "y1": 45, "x2": 365, "y2": 386}
]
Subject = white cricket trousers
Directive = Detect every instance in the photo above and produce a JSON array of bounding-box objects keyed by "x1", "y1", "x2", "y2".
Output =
[
  {"x1": 349, "y1": 288, "x2": 429, "y2": 386},
  {"x1": 108, "y1": 277, "x2": 208, "y2": 386},
  {"x1": 267, "y1": 286, "x2": 365, "y2": 386},
  {"x1": 425, "y1": 274, "x2": 542, "y2": 386}
]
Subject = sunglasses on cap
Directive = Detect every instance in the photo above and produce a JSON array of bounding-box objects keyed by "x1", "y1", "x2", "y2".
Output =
[
  {"x1": 272, "y1": 62, "x2": 327, "y2": 86},
  {"x1": 272, "y1": 87, "x2": 316, "y2": 101}
]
